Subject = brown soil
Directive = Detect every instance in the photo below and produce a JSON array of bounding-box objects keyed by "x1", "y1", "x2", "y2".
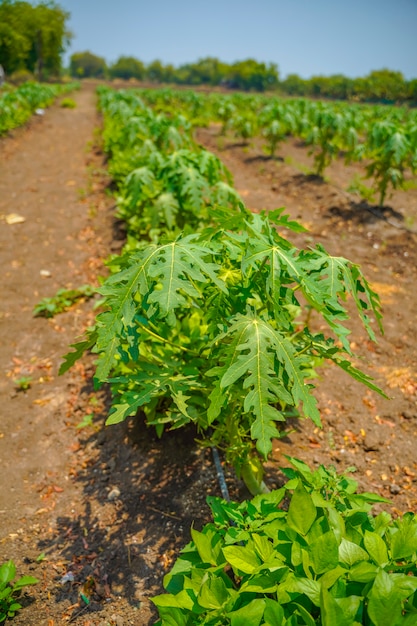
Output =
[{"x1": 0, "y1": 85, "x2": 416, "y2": 625}]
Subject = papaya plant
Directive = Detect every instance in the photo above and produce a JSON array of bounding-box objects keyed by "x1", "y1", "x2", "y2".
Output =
[
  {"x1": 362, "y1": 120, "x2": 413, "y2": 207},
  {"x1": 62, "y1": 204, "x2": 383, "y2": 494}
]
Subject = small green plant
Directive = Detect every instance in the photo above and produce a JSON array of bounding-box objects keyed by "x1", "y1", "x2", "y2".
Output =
[
  {"x1": 152, "y1": 459, "x2": 417, "y2": 626},
  {"x1": 76, "y1": 413, "x2": 94, "y2": 429},
  {"x1": 0, "y1": 560, "x2": 38, "y2": 623},
  {"x1": 13, "y1": 376, "x2": 32, "y2": 391},
  {"x1": 347, "y1": 175, "x2": 376, "y2": 204},
  {"x1": 60, "y1": 97, "x2": 76, "y2": 109},
  {"x1": 33, "y1": 285, "x2": 94, "y2": 318}
]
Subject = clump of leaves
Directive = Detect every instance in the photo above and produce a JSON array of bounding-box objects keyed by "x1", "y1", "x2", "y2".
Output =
[
  {"x1": 33, "y1": 285, "x2": 94, "y2": 318},
  {"x1": 60, "y1": 97, "x2": 76, "y2": 109},
  {"x1": 0, "y1": 560, "x2": 38, "y2": 623},
  {"x1": 152, "y1": 458, "x2": 417, "y2": 626},
  {"x1": 362, "y1": 121, "x2": 413, "y2": 207}
]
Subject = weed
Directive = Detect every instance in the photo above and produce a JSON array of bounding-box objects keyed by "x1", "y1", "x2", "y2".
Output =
[
  {"x1": 13, "y1": 376, "x2": 32, "y2": 391},
  {"x1": 0, "y1": 560, "x2": 38, "y2": 623},
  {"x1": 33, "y1": 285, "x2": 94, "y2": 318},
  {"x1": 60, "y1": 97, "x2": 76, "y2": 109},
  {"x1": 76, "y1": 414, "x2": 94, "y2": 429}
]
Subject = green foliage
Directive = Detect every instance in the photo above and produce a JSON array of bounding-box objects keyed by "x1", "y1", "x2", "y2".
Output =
[
  {"x1": 0, "y1": 81, "x2": 78, "y2": 135},
  {"x1": 0, "y1": 0, "x2": 71, "y2": 79},
  {"x1": 152, "y1": 459, "x2": 417, "y2": 626},
  {"x1": 143, "y1": 87, "x2": 416, "y2": 205},
  {"x1": 224, "y1": 59, "x2": 279, "y2": 92},
  {"x1": 13, "y1": 375, "x2": 32, "y2": 391},
  {"x1": 109, "y1": 55, "x2": 145, "y2": 81},
  {"x1": 0, "y1": 560, "x2": 38, "y2": 623},
  {"x1": 61, "y1": 88, "x2": 385, "y2": 494},
  {"x1": 304, "y1": 109, "x2": 347, "y2": 177},
  {"x1": 279, "y1": 68, "x2": 413, "y2": 104},
  {"x1": 362, "y1": 121, "x2": 414, "y2": 206},
  {"x1": 69, "y1": 51, "x2": 107, "y2": 78},
  {"x1": 33, "y1": 285, "x2": 94, "y2": 318},
  {"x1": 60, "y1": 96, "x2": 76, "y2": 108}
]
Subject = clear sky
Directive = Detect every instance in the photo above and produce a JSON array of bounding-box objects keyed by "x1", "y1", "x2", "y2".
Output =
[{"x1": 58, "y1": 0, "x2": 417, "y2": 79}]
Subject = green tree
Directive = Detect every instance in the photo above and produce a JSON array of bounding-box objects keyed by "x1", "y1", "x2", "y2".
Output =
[
  {"x1": 146, "y1": 59, "x2": 168, "y2": 82},
  {"x1": 109, "y1": 55, "x2": 144, "y2": 80},
  {"x1": 280, "y1": 73, "x2": 307, "y2": 96},
  {"x1": 0, "y1": 0, "x2": 71, "y2": 79},
  {"x1": 225, "y1": 59, "x2": 279, "y2": 91},
  {"x1": 69, "y1": 51, "x2": 107, "y2": 78},
  {"x1": 353, "y1": 69, "x2": 407, "y2": 102}
]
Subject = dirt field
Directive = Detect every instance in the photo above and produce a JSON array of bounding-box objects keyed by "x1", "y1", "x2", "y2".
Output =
[{"x1": 0, "y1": 83, "x2": 416, "y2": 625}]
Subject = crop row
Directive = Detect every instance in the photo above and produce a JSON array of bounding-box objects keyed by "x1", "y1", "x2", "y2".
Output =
[
  {"x1": 63, "y1": 86, "x2": 383, "y2": 495},
  {"x1": 61, "y1": 87, "x2": 417, "y2": 625},
  {"x1": 0, "y1": 81, "x2": 79, "y2": 136},
  {"x1": 138, "y1": 89, "x2": 417, "y2": 207}
]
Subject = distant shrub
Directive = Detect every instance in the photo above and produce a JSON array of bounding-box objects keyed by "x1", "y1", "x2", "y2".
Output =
[{"x1": 60, "y1": 97, "x2": 76, "y2": 109}]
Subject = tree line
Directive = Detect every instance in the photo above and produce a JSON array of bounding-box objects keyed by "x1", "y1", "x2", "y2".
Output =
[
  {"x1": 70, "y1": 53, "x2": 279, "y2": 93},
  {"x1": 0, "y1": 1, "x2": 415, "y2": 102},
  {"x1": 71, "y1": 52, "x2": 417, "y2": 103}
]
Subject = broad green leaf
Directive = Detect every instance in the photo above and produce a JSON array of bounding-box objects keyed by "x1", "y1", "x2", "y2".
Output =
[
  {"x1": 0, "y1": 561, "x2": 15, "y2": 585},
  {"x1": 292, "y1": 602, "x2": 316, "y2": 626},
  {"x1": 12, "y1": 576, "x2": 38, "y2": 590},
  {"x1": 287, "y1": 481, "x2": 317, "y2": 536},
  {"x1": 264, "y1": 598, "x2": 284, "y2": 625},
  {"x1": 240, "y1": 574, "x2": 279, "y2": 594},
  {"x1": 338, "y1": 538, "x2": 369, "y2": 567},
  {"x1": 197, "y1": 576, "x2": 230, "y2": 610},
  {"x1": 321, "y1": 586, "x2": 359, "y2": 626},
  {"x1": 310, "y1": 531, "x2": 339, "y2": 574},
  {"x1": 151, "y1": 595, "x2": 191, "y2": 626},
  {"x1": 287, "y1": 575, "x2": 321, "y2": 606},
  {"x1": 320, "y1": 565, "x2": 347, "y2": 590},
  {"x1": 223, "y1": 544, "x2": 261, "y2": 574},
  {"x1": 95, "y1": 237, "x2": 226, "y2": 378},
  {"x1": 367, "y1": 570, "x2": 402, "y2": 626},
  {"x1": 348, "y1": 561, "x2": 378, "y2": 583},
  {"x1": 364, "y1": 530, "x2": 389, "y2": 566},
  {"x1": 391, "y1": 517, "x2": 417, "y2": 559},
  {"x1": 253, "y1": 534, "x2": 274, "y2": 562},
  {"x1": 229, "y1": 598, "x2": 265, "y2": 626},
  {"x1": 191, "y1": 528, "x2": 224, "y2": 566}
]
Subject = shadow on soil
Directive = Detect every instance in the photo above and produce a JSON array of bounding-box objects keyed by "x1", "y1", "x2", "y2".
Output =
[
  {"x1": 244, "y1": 154, "x2": 284, "y2": 164},
  {"x1": 36, "y1": 378, "x2": 246, "y2": 623},
  {"x1": 328, "y1": 201, "x2": 404, "y2": 226}
]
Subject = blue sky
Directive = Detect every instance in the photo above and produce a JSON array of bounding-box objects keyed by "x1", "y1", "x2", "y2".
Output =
[{"x1": 58, "y1": 0, "x2": 417, "y2": 79}]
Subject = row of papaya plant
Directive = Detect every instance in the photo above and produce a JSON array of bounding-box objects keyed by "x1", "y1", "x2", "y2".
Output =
[
  {"x1": 62, "y1": 86, "x2": 384, "y2": 495},
  {"x1": 59, "y1": 87, "x2": 417, "y2": 625},
  {"x1": 138, "y1": 88, "x2": 417, "y2": 207},
  {"x1": 0, "y1": 81, "x2": 80, "y2": 136}
]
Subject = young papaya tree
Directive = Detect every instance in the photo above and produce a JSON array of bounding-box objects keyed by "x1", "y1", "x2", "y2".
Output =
[{"x1": 62, "y1": 205, "x2": 383, "y2": 495}]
